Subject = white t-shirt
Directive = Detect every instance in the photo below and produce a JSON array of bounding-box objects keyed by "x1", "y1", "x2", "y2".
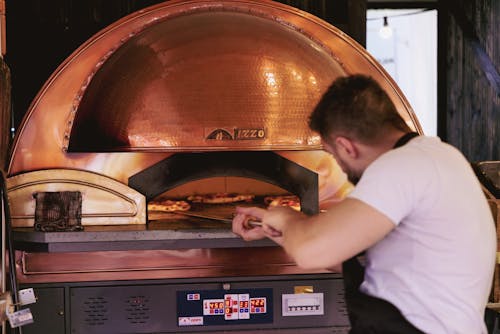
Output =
[{"x1": 348, "y1": 136, "x2": 496, "y2": 334}]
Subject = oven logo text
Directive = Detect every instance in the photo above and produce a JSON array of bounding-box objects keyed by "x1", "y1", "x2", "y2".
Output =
[{"x1": 206, "y1": 128, "x2": 266, "y2": 141}]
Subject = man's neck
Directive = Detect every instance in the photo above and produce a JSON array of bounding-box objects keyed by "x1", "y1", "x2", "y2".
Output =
[{"x1": 357, "y1": 130, "x2": 409, "y2": 169}]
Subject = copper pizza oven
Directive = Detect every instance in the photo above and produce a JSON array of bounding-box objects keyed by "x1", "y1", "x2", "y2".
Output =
[{"x1": 4, "y1": 1, "x2": 421, "y2": 333}]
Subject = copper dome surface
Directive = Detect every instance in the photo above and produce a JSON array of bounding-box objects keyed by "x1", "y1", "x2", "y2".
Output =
[{"x1": 68, "y1": 7, "x2": 345, "y2": 152}]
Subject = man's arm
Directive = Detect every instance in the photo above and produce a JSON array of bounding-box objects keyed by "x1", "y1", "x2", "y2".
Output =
[
  {"x1": 233, "y1": 198, "x2": 395, "y2": 270},
  {"x1": 282, "y1": 198, "x2": 394, "y2": 269}
]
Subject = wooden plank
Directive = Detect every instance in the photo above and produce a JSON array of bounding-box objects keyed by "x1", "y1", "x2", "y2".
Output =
[
  {"x1": 0, "y1": 57, "x2": 9, "y2": 170},
  {"x1": 448, "y1": 0, "x2": 499, "y2": 96},
  {"x1": 0, "y1": 0, "x2": 5, "y2": 55},
  {"x1": 444, "y1": 0, "x2": 499, "y2": 162}
]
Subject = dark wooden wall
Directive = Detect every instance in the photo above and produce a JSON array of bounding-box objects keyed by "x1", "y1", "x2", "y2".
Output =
[
  {"x1": 0, "y1": 57, "x2": 10, "y2": 169},
  {"x1": 440, "y1": 0, "x2": 499, "y2": 161},
  {"x1": 280, "y1": 0, "x2": 366, "y2": 46}
]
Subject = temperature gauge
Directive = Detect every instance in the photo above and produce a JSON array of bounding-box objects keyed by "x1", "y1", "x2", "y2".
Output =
[{"x1": 250, "y1": 297, "x2": 267, "y2": 314}]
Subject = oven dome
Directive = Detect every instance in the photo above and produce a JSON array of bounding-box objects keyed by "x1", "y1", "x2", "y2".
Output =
[{"x1": 67, "y1": 6, "x2": 346, "y2": 152}]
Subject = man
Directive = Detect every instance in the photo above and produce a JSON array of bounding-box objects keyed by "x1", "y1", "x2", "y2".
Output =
[{"x1": 232, "y1": 75, "x2": 496, "y2": 333}]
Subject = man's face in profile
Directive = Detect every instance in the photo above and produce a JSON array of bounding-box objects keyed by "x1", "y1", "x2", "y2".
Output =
[{"x1": 321, "y1": 137, "x2": 361, "y2": 185}]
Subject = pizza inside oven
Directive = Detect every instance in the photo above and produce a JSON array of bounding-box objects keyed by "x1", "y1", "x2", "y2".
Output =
[{"x1": 147, "y1": 193, "x2": 301, "y2": 214}]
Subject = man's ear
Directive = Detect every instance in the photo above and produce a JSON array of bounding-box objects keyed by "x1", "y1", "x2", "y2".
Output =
[{"x1": 335, "y1": 136, "x2": 359, "y2": 158}]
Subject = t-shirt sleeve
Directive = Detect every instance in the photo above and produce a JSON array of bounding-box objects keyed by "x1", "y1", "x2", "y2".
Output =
[{"x1": 347, "y1": 151, "x2": 432, "y2": 225}]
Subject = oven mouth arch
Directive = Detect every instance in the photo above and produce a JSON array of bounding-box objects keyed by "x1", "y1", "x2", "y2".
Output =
[{"x1": 128, "y1": 151, "x2": 319, "y2": 215}]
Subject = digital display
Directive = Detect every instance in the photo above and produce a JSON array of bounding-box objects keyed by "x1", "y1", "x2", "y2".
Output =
[
  {"x1": 224, "y1": 294, "x2": 239, "y2": 320},
  {"x1": 202, "y1": 299, "x2": 224, "y2": 316},
  {"x1": 209, "y1": 302, "x2": 224, "y2": 310},
  {"x1": 251, "y1": 298, "x2": 265, "y2": 307},
  {"x1": 250, "y1": 297, "x2": 266, "y2": 313}
]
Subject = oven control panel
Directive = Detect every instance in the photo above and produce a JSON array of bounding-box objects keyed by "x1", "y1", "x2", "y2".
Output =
[{"x1": 177, "y1": 288, "x2": 272, "y2": 327}]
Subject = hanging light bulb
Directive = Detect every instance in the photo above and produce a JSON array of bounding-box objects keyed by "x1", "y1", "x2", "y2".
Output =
[{"x1": 379, "y1": 16, "x2": 393, "y2": 39}]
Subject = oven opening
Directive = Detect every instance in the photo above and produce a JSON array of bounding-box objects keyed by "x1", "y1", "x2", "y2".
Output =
[
  {"x1": 146, "y1": 176, "x2": 302, "y2": 231},
  {"x1": 128, "y1": 151, "x2": 319, "y2": 228}
]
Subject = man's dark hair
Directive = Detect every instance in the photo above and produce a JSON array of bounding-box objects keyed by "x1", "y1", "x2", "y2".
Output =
[{"x1": 309, "y1": 74, "x2": 411, "y2": 144}]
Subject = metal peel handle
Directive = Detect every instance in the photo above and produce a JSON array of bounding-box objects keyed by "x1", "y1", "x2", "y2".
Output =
[
  {"x1": 246, "y1": 220, "x2": 262, "y2": 227},
  {"x1": 246, "y1": 220, "x2": 282, "y2": 237}
]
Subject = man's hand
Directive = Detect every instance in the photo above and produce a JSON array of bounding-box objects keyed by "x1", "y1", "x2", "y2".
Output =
[
  {"x1": 232, "y1": 206, "x2": 268, "y2": 241},
  {"x1": 232, "y1": 206, "x2": 304, "y2": 245}
]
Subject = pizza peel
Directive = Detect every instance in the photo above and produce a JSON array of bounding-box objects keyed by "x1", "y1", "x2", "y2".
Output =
[
  {"x1": 172, "y1": 212, "x2": 282, "y2": 237},
  {"x1": 172, "y1": 211, "x2": 263, "y2": 227}
]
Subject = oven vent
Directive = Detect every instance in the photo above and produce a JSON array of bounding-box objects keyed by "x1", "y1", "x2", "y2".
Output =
[
  {"x1": 83, "y1": 296, "x2": 109, "y2": 326},
  {"x1": 335, "y1": 291, "x2": 349, "y2": 319},
  {"x1": 124, "y1": 295, "x2": 150, "y2": 324}
]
